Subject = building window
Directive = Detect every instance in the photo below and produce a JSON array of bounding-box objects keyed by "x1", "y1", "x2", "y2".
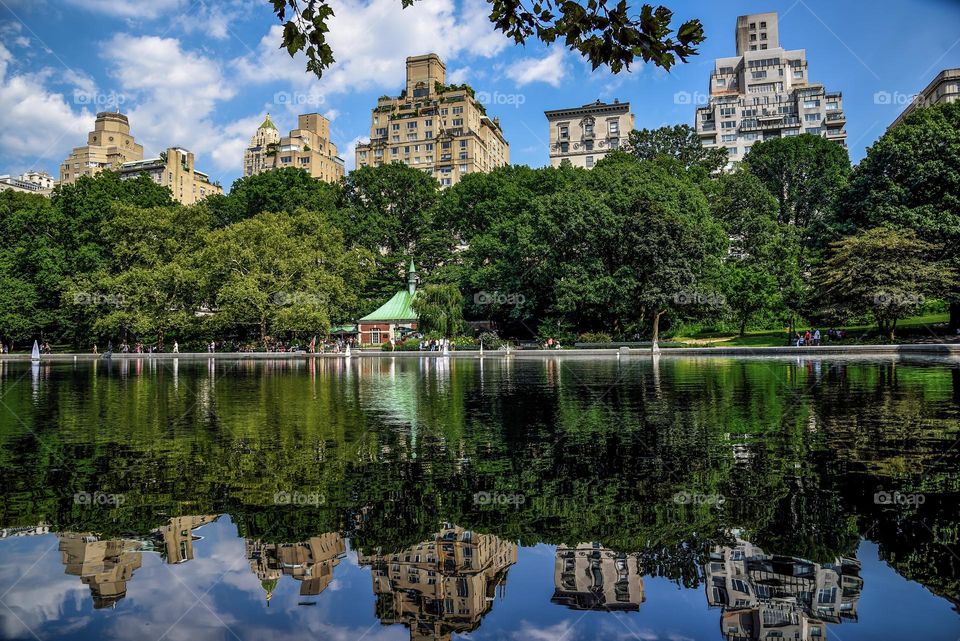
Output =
[
  {"x1": 558, "y1": 125, "x2": 569, "y2": 140},
  {"x1": 392, "y1": 124, "x2": 400, "y2": 131},
  {"x1": 608, "y1": 120, "x2": 619, "y2": 135},
  {"x1": 370, "y1": 329, "x2": 381, "y2": 344},
  {"x1": 585, "y1": 156, "x2": 594, "y2": 168},
  {"x1": 721, "y1": 121, "x2": 736, "y2": 129}
]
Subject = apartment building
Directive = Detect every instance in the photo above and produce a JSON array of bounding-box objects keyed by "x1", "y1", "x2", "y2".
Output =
[
  {"x1": 0, "y1": 171, "x2": 56, "y2": 196},
  {"x1": 545, "y1": 100, "x2": 634, "y2": 168},
  {"x1": 355, "y1": 54, "x2": 509, "y2": 187},
  {"x1": 695, "y1": 12, "x2": 847, "y2": 168},
  {"x1": 60, "y1": 111, "x2": 144, "y2": 184},
  {"x1": 117, "y1": 147, "x2": 222, "y2": 205},
  {"x1": 243, "y1": 112, "x2": 344, "y2": 183},
  {"x1": 891, "y1": 67, "x2": 960, "y2": 128},
  {"x1": 551, "y1": 542, "x2": 645, "y2": 611},
  {"x1": 705, "y1": 532, "x2": 863, "y2": 640},
  {"x1": 357, "y1": 523, "x2": 517, "y2": 639}
]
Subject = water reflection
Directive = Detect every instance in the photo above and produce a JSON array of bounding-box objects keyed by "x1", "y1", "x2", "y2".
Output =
[
  {"x1": 706, "y1": 531, "x2": 862, "y2": 640},
  {"x1": 0, "y1": 356, "x2": 957, "y2": 639}
]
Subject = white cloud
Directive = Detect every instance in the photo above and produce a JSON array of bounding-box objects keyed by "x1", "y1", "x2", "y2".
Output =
[
  {"x1": 234, "y1": 0, "x2": 511, "y2": 96},
  {"x1": 101, "y1": 33, "x2": 249, "y2": 175},
  {"x1": 63, "y1": 0, "x2": 187, "y2": 19},
  {"x1": 505, "y1": 47, "x2": 568, "y2": 87},
  {"x1": 0, "y1": 42, "x2": 92, "y2": 173}
]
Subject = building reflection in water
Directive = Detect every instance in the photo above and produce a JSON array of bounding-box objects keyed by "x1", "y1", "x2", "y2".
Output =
[
  {"x1": 706, "y1": 531, "x2": 863, "y2": 640},
  {"x1": 56, "y1": 515, "x2": 220, "y2": 609},
  {"x1": 357, "y1": 523, "x2": 517, "y2": 641},
  {"x1": 58, "y1": 533, "x2": 143, "y2": 609},
  {"x1": 551, "y1": 543, "x2": 645, "y2": 611},
  {"x1": 246, "y1": 533, "x2": 347, "y2": 605}
]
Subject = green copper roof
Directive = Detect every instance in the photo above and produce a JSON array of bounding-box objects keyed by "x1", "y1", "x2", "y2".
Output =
[
  {"x1": 359, "y1": 290, "x2": 418, "y2": 322},
  {"x1": 259, "y1": 113, "x2": 278, "y2": 131}
]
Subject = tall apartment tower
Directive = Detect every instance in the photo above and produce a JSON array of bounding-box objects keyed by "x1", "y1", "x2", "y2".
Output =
[
  {"x1": 243, "y1": 112, "x2": 344, "y2": 183},
  {"x1": 60, "y1": 112, "x2": 144, "y2": 184},
  {"x1": 695, "y1": 12, "x2": 847, "y2": 168},
  {"x1": 117, "y1": 147, "x2": 223, "y2": 205},
  {"x1": 544, "y1": 100, "x2": 634, "y2": 168},
  {"x1": 891, "y1": 68, "x2": 960, "y2": 128},
  {"x1": 355, "y1": 54, "x2": 510, "y2": 187}
]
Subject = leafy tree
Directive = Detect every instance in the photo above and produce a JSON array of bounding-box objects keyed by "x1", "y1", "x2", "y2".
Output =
[
  {"x1": 626, "y1": 124, "x2": 727, "y2": 173},
  {"x1": 339, "y1": 163, "x2": 448, "y2": 305},
  {"x1": 837, "y1": 101, "x2": 960, "y2": 327},
  {"x1": 271, "y1": 0, "x2": 704, "y2": 78},
  {"x1": 208, "y1": 167, "x2": 339, "y2": 226},
  {"x1": 744, "y1": 134, "x2": 850, "y2": 253},
  {"x1": 816, "y1": 228, "x2": 956, "y2": 340},
  {"x1": 706, "y1": 171, "x2": 800, "y2": 336},
  {"x1": 411, "y1": 283, "x2": 466, "y2": 338},
  {"x1": 197, "y1": 210, "x2": 372, "y2": 345}
]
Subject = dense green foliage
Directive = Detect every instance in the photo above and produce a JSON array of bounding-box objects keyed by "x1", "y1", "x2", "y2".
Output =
[{"x1": 2, "y1": 103, "x2": 958, "y2": 347}]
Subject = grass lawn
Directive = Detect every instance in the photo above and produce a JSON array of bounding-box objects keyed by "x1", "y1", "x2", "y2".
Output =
[{"x1": 675, "y1": 312, "x2": 951, "y2": 347}]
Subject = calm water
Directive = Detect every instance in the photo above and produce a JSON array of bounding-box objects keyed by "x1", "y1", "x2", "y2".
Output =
[{"x1": 0, "y1": 355, "x2": 958, "y2": 641}]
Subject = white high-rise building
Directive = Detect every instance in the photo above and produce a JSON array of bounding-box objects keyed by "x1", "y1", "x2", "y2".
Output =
[{"x1": 695, "y1": 12, "x2": 847, "y2": 169}]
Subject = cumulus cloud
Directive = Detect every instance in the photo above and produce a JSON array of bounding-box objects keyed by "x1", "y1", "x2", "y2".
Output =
[
  {"x1": 505, "y1": 47, "x2": 568, "y2": 87},
  {"x1": 234, "y1": 0, "x2": 511, "y2": 97},
  {"x1": 0, "y1": 41, "x2": 92, "y2": 173},
  {"x1": 100, "y1": 33, "x2": 250, "y2": 174}
]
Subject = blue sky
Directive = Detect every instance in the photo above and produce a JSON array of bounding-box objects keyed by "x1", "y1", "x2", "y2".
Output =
[{"x1": 1, "y1": 0, "x2": 958, "y2": 190}]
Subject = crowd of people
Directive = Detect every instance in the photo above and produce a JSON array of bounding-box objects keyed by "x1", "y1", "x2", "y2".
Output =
[{"x1": 793, "y1": 328, "x2": 847, "y2": 346}]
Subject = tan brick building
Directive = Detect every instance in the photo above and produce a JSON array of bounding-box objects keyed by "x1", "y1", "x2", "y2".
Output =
[
  {"x1": 118, "y1": 147, "x2": 222, "y2": 205},
  {"x1": 60, "y1": 111, "x2": 144, "y2": 184},
  {"x1": 355, "y1": 54, "x2": 509, "y2": 187},
  {"x1": 244, "y1": 112, "x2": 344, "y2": 183},
  {"x1": 891, "y1": 68, "x2": 960, "y2": 128},
  {"x1": 545, "y1": 100, "x2": 633, "y2": 168}
]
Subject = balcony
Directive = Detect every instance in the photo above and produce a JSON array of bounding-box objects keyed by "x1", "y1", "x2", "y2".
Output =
[{"x1": 826, "y1": 112, "x2": 846, "y2": 124}]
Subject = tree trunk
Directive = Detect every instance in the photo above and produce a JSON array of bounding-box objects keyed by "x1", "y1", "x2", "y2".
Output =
[
  {"x1": 260, "y1": 316, "x2": 268, "y2": 348},
  {"x1": 651, "y1": 310, "x2": 664, "y2": 351},
  {"x1": 739, "y1": 317, "x2": 747, "y2": 337}
]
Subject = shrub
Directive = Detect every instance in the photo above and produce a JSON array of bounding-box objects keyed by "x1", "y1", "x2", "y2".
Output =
[
  {"x1": 578, "y1": 332, "x2": 611, "y2": 343},
  {"x1": 381, "y1": 341, "x2": 394, "y2": 352}
]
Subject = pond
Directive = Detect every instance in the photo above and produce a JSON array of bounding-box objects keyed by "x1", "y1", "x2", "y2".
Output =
[{"x1": 0, "y1": 355, "x2": 958, "y2": 640}]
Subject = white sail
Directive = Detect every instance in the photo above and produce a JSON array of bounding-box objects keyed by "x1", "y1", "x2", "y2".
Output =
[{"x1": 31, "y1": 340, "x2": 40, "y2": 361}]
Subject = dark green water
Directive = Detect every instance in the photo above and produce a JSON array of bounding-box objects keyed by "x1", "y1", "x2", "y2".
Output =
[{"x1": 0, "y1": 355, "x2": 958, "y2": 640}]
